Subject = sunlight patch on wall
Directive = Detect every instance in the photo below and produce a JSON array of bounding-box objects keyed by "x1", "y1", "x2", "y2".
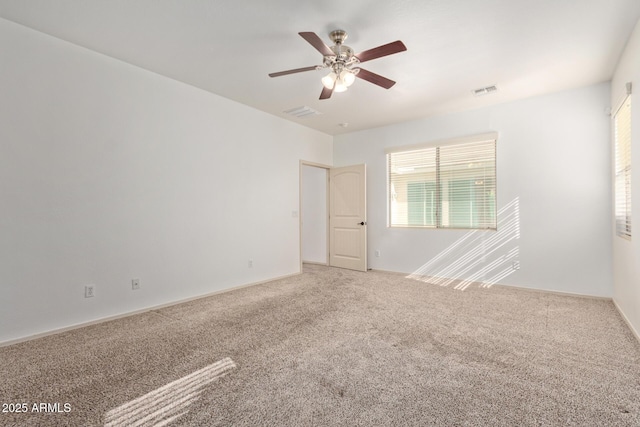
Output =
[
  {"x1": 407, "y1": 197, "x2": 520, "y2": 290},
  {"x1": 104, "y1": 357, "x2": 236, "y2": 427}
]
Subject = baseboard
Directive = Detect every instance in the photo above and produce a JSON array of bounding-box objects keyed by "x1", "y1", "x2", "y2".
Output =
[
  {"x1": 369, "y1": 268, "x2": 409, "y2": 276},
  {"x1": 613, "y1": 299, "x2": 640, "y2": 344},
  {"x1": 302, "y1": 261, "x2": 329, "y2": 266},
  {"x1": 0, "y1": 272, "x2": 301, "y2": 348},
  {"x1": 491, "y1": 281, "x2": 612, "y2": 300},
  {"x1": 372, "y1": 269, "x2": 612, "y2": 299},
  {"x1": 6, "y1": 269, "x2": 630, "y2": 347}
]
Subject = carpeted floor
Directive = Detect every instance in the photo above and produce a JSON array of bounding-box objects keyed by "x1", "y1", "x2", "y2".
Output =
[{"x1": 1, "y1": 264, "x2": 639, "y2": 426}]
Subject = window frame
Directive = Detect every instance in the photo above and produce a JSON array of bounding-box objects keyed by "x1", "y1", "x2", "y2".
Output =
[
  {"x1": 386, "y1": 132, "x2": 498, "y2": 231},
  {"x1": 614, "y1": 93, "x2": 632, "y2": 240}
]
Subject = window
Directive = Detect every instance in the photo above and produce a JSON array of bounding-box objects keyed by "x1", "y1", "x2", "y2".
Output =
[
  {"x1": 387, "y1": 133, "x2": 497, "y2": 229},
  {"x1": 614, "y1": 94, "x2": 632, "y2": 239}
]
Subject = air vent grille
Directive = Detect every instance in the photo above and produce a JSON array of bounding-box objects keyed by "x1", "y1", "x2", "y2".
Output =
[
  {"x1": 472, "y1": 85, "x2": 498, "y2": 97},
  {"x1": 284, "y1": 106, "x2": 322, "y2": 118}
]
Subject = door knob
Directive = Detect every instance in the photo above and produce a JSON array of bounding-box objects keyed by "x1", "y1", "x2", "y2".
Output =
[{"x1": 358, "y1": 221, "x2": 366, "y2": 225}]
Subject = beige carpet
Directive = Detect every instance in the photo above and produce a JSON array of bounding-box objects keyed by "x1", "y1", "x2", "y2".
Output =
[{"x1": 1, "y1": 264, "x2": 639, "y2": 426}]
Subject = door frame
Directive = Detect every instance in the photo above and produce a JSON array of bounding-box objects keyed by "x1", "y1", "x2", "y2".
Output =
[{"x1": 299, "y1": 160, "x2": 331, "y2": 273}]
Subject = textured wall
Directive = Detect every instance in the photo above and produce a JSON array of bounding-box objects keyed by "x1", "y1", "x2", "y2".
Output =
[
  {"x1": 0, "y1": 18, "x2": 333, "y2": 343},
  {"x1": 335, "y1": 83, "x2": 612, "y2": 297}
]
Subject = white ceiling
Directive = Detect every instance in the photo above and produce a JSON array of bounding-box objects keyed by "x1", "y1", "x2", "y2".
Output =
[{"x1": 1, "y1": 0, "x2": 639, "y2": 135}]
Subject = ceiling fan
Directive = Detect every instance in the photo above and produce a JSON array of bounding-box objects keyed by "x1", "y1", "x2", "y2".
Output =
[{"x1": 269, "y1": 30, "x2": 407, "y2": 100}]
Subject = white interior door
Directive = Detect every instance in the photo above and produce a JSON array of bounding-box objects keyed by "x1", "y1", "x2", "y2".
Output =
[{"x1": 329, "y1": 164, "x2": 367, "y2": 272}]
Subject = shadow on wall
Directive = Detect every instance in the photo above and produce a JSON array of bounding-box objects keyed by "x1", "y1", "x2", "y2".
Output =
[{"x1": 407, "y1": 197, "x2": 520, "y2": 291}]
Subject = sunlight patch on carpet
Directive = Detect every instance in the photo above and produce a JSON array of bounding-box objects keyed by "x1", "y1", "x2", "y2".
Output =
[{"x1": 104, "y1": 357, "x2": 236, "y2": 427}]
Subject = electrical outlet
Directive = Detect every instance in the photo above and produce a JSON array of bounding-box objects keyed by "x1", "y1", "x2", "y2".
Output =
[
  {"x1": 375, "y1": 250, "x2": 381, "y2": 257},
  {"x1": 85, "y1": 285, "x2": 95, "y2": 298},
  {"x1": 248, "y1": 259, "x2": 253, "y2": 268},
  {"x1": 132, "y1": 279, "x2": 140, "y2": 290}
]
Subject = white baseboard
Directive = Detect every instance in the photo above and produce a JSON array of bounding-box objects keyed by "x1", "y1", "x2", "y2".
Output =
[
  {"x1": 613, "y1": 299, "x2": 640, "y2": 344},
  {"x1": 491, "y1": 281, "x2": 611, "y2": 300},
  {"x1": 6, "y1": 269, "x2": 635, "y2": 347},
  {"x1": 374, "y1": 269, "x2": 612, "y2": 299},
  {"x1": 0, "y1": 272, "x2": 301, "y2": 348}
]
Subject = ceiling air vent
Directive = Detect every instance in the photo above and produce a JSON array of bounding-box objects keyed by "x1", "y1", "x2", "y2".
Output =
[
  {"x1": 472, "y1": 85, "x2": 498, "y2": 97},
  {"x1": 284, "y1": 106, "x2": 322, "y2": 118}
]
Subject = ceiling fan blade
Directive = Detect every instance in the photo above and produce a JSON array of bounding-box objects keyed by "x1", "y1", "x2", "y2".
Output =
[
  {"x1": 355, "y1": 68, "x2": 396, "y2": 89},
  {"x1": 319, "y1": 85, "x2": 334, "y2": 100},
  {"x1": 355, "y1": 40, "x2": 407, "y2": 63},
  {"x1": 299, "y1": 32, "x2": 335, "y2": 57},
  {"x1": 269, "y1": 66, "x2": 318, "y2": 78}
]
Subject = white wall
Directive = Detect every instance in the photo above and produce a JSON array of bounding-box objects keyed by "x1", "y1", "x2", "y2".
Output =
[
  {"x1": 301, "y1": 165, "x2": 328, "y2": 264},
  {"x1": 0, "y1": 18, "x2": 333, "y2": 344},
  {"x1": 611, "y1": 18, "x2": 640, "y2": 338},
  {"x1": 334, "y1": 83, "x2": 612, "y2": 297}
]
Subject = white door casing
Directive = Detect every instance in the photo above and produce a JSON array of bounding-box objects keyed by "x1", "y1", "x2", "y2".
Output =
[{"x1": 329, "y1": 164, "x2": 367, "y2": 272}]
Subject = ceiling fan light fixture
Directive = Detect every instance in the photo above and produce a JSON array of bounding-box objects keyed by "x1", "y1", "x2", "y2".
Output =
[
  {"x1": 334, "y1": 82, "x2": 348, "y2": 92},
  {"x1": 322, "y1": 72, "x2": 337, "y2": 89},
  {"x1": 340, "y1": 70, "x2": 356, "y2": 87},
  {"x1": 322, "y1": 70, "x2": 353, "y2": 92}
]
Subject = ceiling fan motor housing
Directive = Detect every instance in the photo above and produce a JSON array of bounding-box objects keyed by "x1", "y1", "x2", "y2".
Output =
[
  {"x1": 329, "y1": 29, "x2": 348, "y2": 44},
  {"x1": 329, "y1": 30, "x2": 355, "y2": 59},
  {"x1": 326, "y1": 30, "x2": 359, "y2": 75}
]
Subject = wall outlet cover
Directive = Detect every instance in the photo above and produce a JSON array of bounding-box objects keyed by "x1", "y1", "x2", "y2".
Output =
[{"x1": 85, "y1": 285, "x2": 95, "y2": 298}]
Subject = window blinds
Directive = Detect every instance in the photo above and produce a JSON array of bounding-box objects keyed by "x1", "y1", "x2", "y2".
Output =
[
  {"x1": 388, "y1": 136, "x2": 497, "y2": 229},
  {"x1": 614, "y1": 95, "x2": 632, "y2": 239}
]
